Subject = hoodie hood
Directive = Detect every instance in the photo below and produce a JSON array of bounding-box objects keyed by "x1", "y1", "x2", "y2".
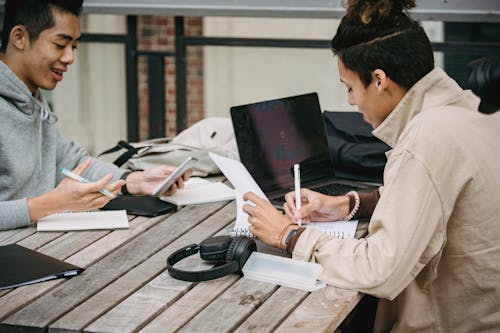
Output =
[{"x1": 0, "y1": 59, "x2": 57, "y2": 122}]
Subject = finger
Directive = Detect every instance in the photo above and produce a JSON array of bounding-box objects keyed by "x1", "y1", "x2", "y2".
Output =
[
  {"x1": 182, "y1": 169, "x2": 192, "y2": 181},
  {"x1": 163, "y1": 183, "x2": 178, "y2": 196},
  {"x1": 283, "y1": 201, "x2": 294, "y2": 218},
  {"x1": 95, "y1": 174, "x2": 114, "y2": 188},
  {"x1": 284, "y1": 191, "x2": 297, "y2": 211},
  {"x1": 106, "y1": 180, "x2": 126, "y2": 195},
  {"x1": 84, "y1": 174, "x2": 114, "y2": 195},
  {"x1": 175, "y1": 176, "x2": 185, "y2": 189},
  {"x1": 242, "y1": 203, "x2": 255, "y2": 216},
  {"x1": 71, "y1": 158, "x2": 92, "y2": 176},
  {"x1": 92, "y1": 195, "x2": 112, "y2": 209},
  {"x1": 243, "y1": 192, "x2": 268, "y2": 206}
]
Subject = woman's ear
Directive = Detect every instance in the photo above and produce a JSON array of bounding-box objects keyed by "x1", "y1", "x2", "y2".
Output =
[
  {"x1": 9, "y1": 25, "x2": 29, "y2": 51},
  {"x1": 372, "y1": 69, "x2": 389, "y2": 92}
]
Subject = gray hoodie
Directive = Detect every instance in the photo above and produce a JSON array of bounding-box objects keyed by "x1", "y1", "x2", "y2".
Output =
[{"x1": 0, "y1": 60, "x2": 126, "y2": 230}]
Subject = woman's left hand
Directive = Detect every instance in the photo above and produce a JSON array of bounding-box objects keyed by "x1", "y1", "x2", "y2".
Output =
[{"x1": 242, "y1": 192, "x2": 296, "y2": 248}]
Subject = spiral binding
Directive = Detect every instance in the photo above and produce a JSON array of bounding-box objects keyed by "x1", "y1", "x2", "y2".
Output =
[
  {"x1": 57, "y1": 210, "x2": 102, "y2": 215},
  {"x1": 314, "y1": 229, "x2": 353, "y2": 239},
  {"x1": 230, "y1": 228, "x2": 254, "y2": 238}
]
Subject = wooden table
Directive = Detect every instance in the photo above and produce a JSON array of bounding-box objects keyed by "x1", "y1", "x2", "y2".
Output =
[{"x1": 0, "y1": 200, "x2": 362, "y2": 333}]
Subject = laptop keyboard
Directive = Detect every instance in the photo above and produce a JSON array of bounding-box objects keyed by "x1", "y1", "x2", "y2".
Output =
[{"x1": 313, "y1": 183, "x2": 361, "y2": 196}]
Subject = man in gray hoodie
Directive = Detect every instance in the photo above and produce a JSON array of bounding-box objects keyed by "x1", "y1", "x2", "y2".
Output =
[{"x1": 0, "y1": 0, "x2": 189, "y2": 230}]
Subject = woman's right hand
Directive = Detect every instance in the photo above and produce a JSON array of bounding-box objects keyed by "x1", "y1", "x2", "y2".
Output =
[{"x1": 283, "y1": 188, "x2": 350, "y2": 224}]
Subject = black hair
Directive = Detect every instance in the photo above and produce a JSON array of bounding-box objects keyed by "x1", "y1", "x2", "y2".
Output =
[
  {"x1": 1, "y1": 0, "x2": 84, "y2": 53},
  {"x1": 331, "y1": 0, "x2": 434, "y2": 89}
]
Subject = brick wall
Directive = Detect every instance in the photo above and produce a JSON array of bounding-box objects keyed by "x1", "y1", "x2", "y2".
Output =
[{"x1": 137, "y1": 16, "x2": 204, "y2": 140}]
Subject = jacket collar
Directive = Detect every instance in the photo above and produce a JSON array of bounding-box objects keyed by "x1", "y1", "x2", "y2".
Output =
[{"x1": 372, "y1": 68, "x2": 477, "y2": 148}]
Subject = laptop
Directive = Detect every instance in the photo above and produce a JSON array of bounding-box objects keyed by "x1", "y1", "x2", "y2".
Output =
[{"x1": 230, "y1": 92, "x2": 371, "y2": 207}]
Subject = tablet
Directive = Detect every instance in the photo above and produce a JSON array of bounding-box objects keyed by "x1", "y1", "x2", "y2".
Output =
[{"x1": 151, "y1": 156, "x2": 197, "y2": 196}]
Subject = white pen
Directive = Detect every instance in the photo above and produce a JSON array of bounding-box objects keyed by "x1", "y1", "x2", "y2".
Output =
[
  {"x1": 60, "y1": 168, "x2": 115, "y2": 198},
  {"x1": 293, "y1": 163, "x2": 302, "y2": 226}
]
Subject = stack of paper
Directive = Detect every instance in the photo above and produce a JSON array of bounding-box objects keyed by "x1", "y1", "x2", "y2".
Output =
[{"x1": 160, "y1": 177, "x2": 236, "y2": 206}]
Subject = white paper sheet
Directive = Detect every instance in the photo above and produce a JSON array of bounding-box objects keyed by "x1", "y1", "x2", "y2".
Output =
[{"x1": 209, "y1": 152, "x2": 269, "y2": 236}]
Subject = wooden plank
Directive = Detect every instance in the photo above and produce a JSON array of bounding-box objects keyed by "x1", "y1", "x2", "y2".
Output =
[
  {"x1": 81, "y1": 205, "x2": 237, "y2": 333},
  {"x1": 176, "y1": 278, "x2": 278, "y2": 333},
  {"x1": 50, "y1": 203, "x2": 235, "y2": 333},
  {"x1": 139, "y1": 275, "x2": 238, "y2": 333},
  {"x1": 17, "y1": 231, "x2": 65, "y2": 250},
  {"x1": 274, "y1": 287, "x2": 363, "y2": 333},
  {"x1": 234, "y1": 286, "x2": 308, "y2": 333},
  {"x1": 65, "y1": 215, "x2": 160, "y2": 267},
  {"x1": 0, "y1": 226, "x2": 37, "y2": 246},
  {"x1": 0, "y1": 232, "x2": 107, "y2": 321},
  {"x1": 0, "y1": 202, "x2": 227, "y2": 332},
  {"x1": 0, "y1": 216, "x2": 156, "y2": 319},
  {"x1": 0, "y1": 215, "x2": 144, "y2": 322}
]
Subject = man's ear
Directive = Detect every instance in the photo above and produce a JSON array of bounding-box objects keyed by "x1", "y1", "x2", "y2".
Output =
[
  {"x1": 9, "y1": 25, "x2": 29, "y2": 51},
  {"x1": 372, "y1": 69, "x2": 389, "y2": 92}
]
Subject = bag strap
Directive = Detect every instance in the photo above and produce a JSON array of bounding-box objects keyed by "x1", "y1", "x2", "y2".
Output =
[{"x1": 97, "y1": 140, "x2": 139, "y2": 167}]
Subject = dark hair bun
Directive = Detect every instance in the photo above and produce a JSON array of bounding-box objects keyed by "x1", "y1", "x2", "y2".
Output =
[{"x1": 345, "y1": 0, "x2": 416, "y2": 24}]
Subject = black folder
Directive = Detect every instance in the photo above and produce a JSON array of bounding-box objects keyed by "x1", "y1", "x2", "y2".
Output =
[
  {"x1": 0, "y1": 244, "x2": 83, "y2": 290},
  {"x1": 102, "y1": 195, "x2": 177, "y2": 217}
]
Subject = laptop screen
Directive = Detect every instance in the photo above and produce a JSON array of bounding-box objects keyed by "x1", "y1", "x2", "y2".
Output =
[{"x1": 230, "y1": 92, "x2": 335, "y2": 194}]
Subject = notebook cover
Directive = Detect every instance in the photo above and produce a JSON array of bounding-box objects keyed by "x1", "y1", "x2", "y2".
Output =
[
  {"x1": 102, "y1": 195, "x2": 177, "y2": 217},
  {"x1": 0, "y1": 244, "x2": 83, "y2": 290}
]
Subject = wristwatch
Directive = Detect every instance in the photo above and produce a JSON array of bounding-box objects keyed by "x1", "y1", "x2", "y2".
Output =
[{"x1": 285, "y1": 228, "x2": 299, "y2": 247}]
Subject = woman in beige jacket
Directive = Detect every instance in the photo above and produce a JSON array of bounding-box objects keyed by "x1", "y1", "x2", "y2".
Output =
[{"x1": 243, "y1": 0, "x2": 500, "y2": 332}]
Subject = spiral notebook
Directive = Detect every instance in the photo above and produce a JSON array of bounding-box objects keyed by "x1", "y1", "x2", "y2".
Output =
[
  {"x1": 307, "y1": 220, "x2": 358, "y2": 239},
  {"x1": 37, "y1": 210, "x2": 129, "y2": 231},
  {"x1": 209, "y1": 152, "x2": 359, "y2": 239}
]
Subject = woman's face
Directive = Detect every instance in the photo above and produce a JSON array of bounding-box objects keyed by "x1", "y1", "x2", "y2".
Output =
[{"x1": 338, "y1": 58, "x2": 403, "y2": 128}]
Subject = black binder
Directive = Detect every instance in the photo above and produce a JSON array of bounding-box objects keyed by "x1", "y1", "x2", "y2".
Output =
[
  {"x1": 0, "y1": 244, "x2": 84, "y2": 290},
  {"x1": 102, "y1": 195, "x2": 177, "y2": 217}
]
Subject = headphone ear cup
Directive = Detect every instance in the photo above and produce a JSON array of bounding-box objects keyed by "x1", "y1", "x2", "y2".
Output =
[
  {"x1": 226, "y1": 236, "x2": 257, "y2": 270},
  {"x1": 199, "y1": 235, "x2": 233, "y2": 262}
]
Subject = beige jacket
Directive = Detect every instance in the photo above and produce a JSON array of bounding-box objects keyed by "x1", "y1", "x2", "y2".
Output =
[{"x1": 293, "y1": 68, "x2": 500, "y2": 332}]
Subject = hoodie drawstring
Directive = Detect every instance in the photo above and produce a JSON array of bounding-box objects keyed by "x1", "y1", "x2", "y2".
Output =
[{"x1": 37, "y1": 103, "x2": 58, "y2": 171}]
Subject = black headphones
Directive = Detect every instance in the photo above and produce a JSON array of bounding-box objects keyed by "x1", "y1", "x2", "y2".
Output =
[{"x1": 166, "y1": 235, "x2": 257, "y2": 282}]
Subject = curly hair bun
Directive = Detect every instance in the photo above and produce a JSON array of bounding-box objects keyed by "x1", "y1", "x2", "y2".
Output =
[{"x1": 345, "y1": 0, "x2": 416, "y2": 24}]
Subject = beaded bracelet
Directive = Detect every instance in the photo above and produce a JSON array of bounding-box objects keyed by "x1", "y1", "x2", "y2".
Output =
[{"x1": 344, "y1": 191, "x2": 360, "y2": 221}]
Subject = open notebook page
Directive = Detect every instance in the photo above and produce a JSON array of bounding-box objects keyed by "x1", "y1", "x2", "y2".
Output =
[{"x1": 160, "y1": 177, "x2": 235, "y2": 206}]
